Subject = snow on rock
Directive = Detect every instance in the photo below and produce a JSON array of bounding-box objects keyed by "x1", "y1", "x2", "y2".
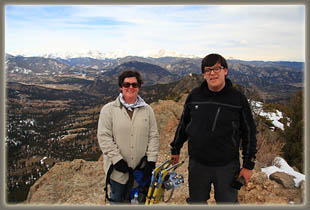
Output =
[
  {"x1": 250, "y1": 100, "x2": 289, "y2": 130},
  {"x1": 261, "y1": 157, "x2": 305, "y2": 187}
]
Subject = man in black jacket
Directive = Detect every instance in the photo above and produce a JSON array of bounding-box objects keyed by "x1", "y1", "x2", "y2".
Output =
[{"x1": 170, "y1": 53, "x2": 257, "y2": 204}]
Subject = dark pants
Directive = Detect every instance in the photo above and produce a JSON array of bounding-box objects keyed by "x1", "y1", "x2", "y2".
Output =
[
  {"x1": 110, "y1": 179, "x2": 126, "y2": 204},
  {"x1": 188, "y1": 158, "x2": 240, "y2": 204}
]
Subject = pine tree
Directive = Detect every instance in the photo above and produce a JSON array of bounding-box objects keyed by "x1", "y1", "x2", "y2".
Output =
[{"x1": 281, "y1": 90, "x2": 304, "y2": 173}]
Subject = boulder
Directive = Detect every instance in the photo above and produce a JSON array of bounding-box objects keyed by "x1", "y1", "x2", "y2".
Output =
[{"x1": 269, "y1": 172, "x2": 296, "y2": 189}]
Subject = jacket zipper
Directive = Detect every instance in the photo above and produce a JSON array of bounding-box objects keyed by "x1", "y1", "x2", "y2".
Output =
[
  {"x1": 231, "y1": 121, "x2": 237, "y2": 148},
  {"x1": 212, "y1": 107, "x2": 221, "y2": 132}
]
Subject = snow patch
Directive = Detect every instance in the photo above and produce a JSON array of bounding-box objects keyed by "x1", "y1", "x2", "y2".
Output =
[
  {"x1": 251, "y1": 101, "x2": 289, "y2": 130},
  {"x1": 261, "y1": 157, "x2": 305, "y2": 187}
]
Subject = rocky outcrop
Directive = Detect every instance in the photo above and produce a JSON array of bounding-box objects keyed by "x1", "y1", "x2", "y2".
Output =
[
  {"x1": 237, "y1": 171, "x2": 303, "y2": 204},
  {"x1": 24, "y1": 159, "x2": 304, "y2": 205},
  {"x1": 24, "y1": 96, "x2": 305, "y2": 205},
  {"x1": 26, "y1": 159, "x2": 107, "y2": 205}
]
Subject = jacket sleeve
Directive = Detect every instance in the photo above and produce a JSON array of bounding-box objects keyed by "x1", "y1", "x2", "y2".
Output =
[
  {"x1": 146, "y1": 106, "x2": 159, "y2": 162},
  {"x1": 239, "y1": 94, "x2": 257, "y2": 170},
  {"x1": 97, "y1": 104, "x2": 123, "y2": 165},
  {"x1": 170, "y1": 94, "x2": 192, "y2": 155}
]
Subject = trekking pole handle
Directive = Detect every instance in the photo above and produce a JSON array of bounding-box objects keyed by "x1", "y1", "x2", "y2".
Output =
[{"x1": 166, "y1": 160, "x2": 184, "y2": 171}]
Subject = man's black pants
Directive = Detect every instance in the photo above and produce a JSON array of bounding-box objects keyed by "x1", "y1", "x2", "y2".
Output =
[{"x1": 188, "y1": 157, "x2": 240, "y2": 204}]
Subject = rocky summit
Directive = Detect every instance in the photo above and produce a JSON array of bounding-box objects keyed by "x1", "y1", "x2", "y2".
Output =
[{"x1": 22, "y1": 96, "x2": 304, "y2": 206}]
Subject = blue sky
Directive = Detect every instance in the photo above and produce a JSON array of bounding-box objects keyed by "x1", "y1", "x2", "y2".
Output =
[{"x1": 5, "y1": 5, "x2": 305, "y2": 61}]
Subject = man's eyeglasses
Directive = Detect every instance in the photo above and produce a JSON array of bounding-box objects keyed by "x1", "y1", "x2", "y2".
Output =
[
  {"x1": 203, "y1": 66, "x2": 224, "y2": 74},
  {"x1": 122, "y1": 82, "x2": 140, "y2": 88}
]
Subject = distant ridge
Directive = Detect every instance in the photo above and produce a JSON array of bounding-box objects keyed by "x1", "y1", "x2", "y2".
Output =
[
  {"x1": 6, "y1": 49, "x2": 200, "y2": 60},
  {"x1": 5, "y1": 54, "x2": 304, "y2": 103}
]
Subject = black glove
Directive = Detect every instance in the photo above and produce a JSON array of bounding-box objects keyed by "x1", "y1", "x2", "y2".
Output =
[
  {"x1": 143, "y1": 161, "x2": 156, "y2": 182},
  {"x1": 114, "y1": 159, "x2": 129, "y2": 173}
]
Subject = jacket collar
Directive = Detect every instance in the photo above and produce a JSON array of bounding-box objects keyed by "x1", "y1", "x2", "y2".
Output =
[
  {"x1": 112, "y1": 96, "x2": 122, "y2": 107},
  {"x1": 112, "y1": 96, "x2": 146, "y2": 110}
]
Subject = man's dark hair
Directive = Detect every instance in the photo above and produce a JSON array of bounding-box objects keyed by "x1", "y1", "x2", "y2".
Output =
[
  {"x1": 201, "y1": 53, "x2": 228, "y2": 73},
  {"x1": 118, "y1": 70, "x2": 144, "y2": 87}
]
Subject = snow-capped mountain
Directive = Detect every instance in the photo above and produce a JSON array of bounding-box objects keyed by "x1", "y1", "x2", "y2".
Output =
[{"x1": 8, "y1": 49, "x2": 199, "y2": 60}]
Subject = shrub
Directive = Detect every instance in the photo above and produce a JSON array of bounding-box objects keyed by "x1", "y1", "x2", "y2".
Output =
[
  {"x1": 255, "y1": 119, "x2": 285, "y2": 168},
  {"x1": 280, "y1": 91, "x2": 304, "y2": 173}
]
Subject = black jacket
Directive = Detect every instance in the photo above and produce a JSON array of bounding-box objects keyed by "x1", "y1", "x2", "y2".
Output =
[{"x1": 170, "y1": 79, "x2": 257, "y2": 170}]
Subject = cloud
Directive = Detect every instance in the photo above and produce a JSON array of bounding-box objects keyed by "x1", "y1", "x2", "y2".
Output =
[{"x1": 5, "y1": 5, "x2": 305, "y2": 61}]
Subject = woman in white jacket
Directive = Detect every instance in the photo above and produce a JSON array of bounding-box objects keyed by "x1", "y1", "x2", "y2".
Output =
[{"x1": 97, "y1": 70, "x2": 159, "y2": 204}]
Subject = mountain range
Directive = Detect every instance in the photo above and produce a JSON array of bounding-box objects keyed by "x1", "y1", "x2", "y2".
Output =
[
  {"x1": 5, "y1": 53, "x2": 304, "y2": 103},
  {"x1": 8, "y1": 49, "x2": 199, "y2": 60}
]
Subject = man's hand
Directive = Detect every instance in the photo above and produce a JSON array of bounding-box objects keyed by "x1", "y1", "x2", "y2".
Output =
[
  {"x1": 171, "y1": 154, "x2": 180, "y2": 165},
  {"x1": 238, "y1": 168, "x2": 253, "y2": 185}
]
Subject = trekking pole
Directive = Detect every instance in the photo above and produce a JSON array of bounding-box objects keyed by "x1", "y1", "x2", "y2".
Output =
[
  {"x1": 145, "y1": 170, "x2": 157, "y2": 205},
  {"x1": 149, "y1": 169, "x2": 167, "y2": 204},
  {"x1": 145, "y1": 159, "x2": 173, "y2": 205}
]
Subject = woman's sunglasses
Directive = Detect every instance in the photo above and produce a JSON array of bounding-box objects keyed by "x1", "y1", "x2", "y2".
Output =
[{"x1": 122, "y1": 82, "x2": 140, "y2": 88}]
